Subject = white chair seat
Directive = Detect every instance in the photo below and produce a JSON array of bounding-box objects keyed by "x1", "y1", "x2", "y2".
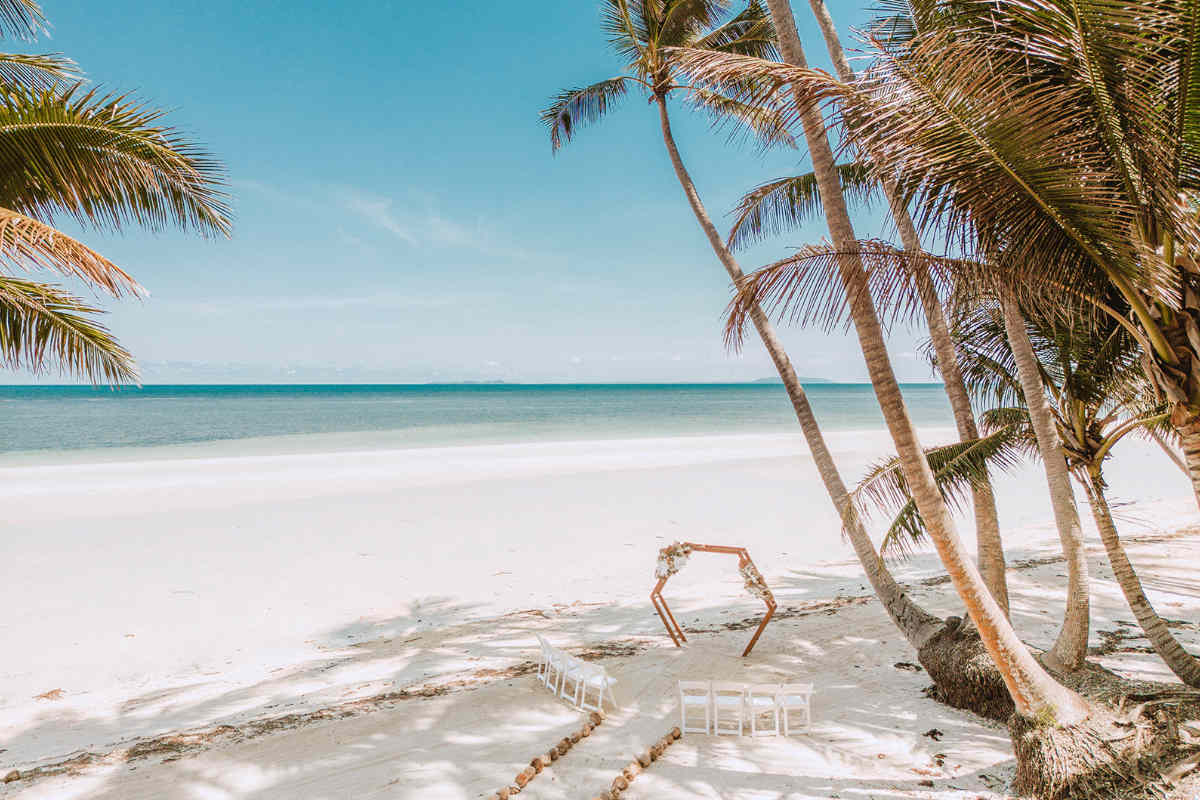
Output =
[{"x1": 682, "y1": 695, "x2": 709, "y2": 705}]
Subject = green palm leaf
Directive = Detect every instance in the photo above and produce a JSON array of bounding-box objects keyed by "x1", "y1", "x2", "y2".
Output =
[
  {"x1": 0, "y1": 85, "x2": 230, "y2": 235},
  {"x1": 723, "y1": 240, "x2": 969, "y2": 347},
  {"x1": 0, "y1": 276, "x2": 136, "y2": 384},
  {"x1": 692, "y1": 0, "x2": 776, "y2": 59},
  {"x1": 727, "y1": 163, "x2": 876, "y2": 250},
  {"x1": 1174, "y1": 0, "x2": 1200, "y2": 188},
  {"x1": 542, "y1": 77, "x2": 632, "y2": 152},
  {"x1": 853, "y1": 424, "x2": 1034, "y2": 559},
  {"x1": 0, "y1": 0, "x2": 44, "y2": 40},
  {"x1": 0, "y1": 52, "x2": 76, "y2": 90},
  {"x1": 686, "y1": 86, "x2": 794, "y2": 149}
]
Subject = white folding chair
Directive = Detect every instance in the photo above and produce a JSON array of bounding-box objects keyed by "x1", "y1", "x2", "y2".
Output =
[
  {"x1": 747, "y1": 683, "x2": 781, "y2": 736},
  {"x1": 575, "y1": 663, "x2": 617, "y2": 712},
  {"x1": 712, "y1": 682, "x2": 746, "y2": 736},
  {"x1": 559, "y1": 655, "x2": 587, "y2": 702},
  {"x1": 678, "y1": 680, "x2": 712, "y2": 734},
  {"x1": 545, "y1": 648, "x2": 569, "y2": 696},
  {"x1": 535, "y1": 635, "x2": 552, "y2": 686},
  {"x1": 780, "y1": 683, "x2": 813, "y2": 735}
]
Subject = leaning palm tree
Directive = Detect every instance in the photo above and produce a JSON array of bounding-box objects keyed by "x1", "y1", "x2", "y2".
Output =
[
  {"x1": 684, "y1": 3, "x2": 1200, "y2": 794},
  {"x1": 0, "y1": 1, "x2": 229, "y2": 384},
  {"x1": 727, "y1": 0, "x2": 1010, "y2": 615},
  {"x1": 728, "y1": 3, "x2": 1200, "y2": 512},
  {"x1": 542, "y1": 0, "x2": 941, "y2": 649},
  {"x1": 859, "y1": 301, "x2": 1200, "y2": 688},
  {"x1": 719, "y1": 0, "x2": 1104, "y2": 672},
  {"x1": 743, "y1": 0, "x2": 1098, "y2": 671},
  {"x1": 736, "y1": 0, "x2": 1091, "y2": 732}
]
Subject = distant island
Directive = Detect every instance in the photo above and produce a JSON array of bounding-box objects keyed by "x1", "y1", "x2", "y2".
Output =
[{"x1": 753, "y1": 376, "x2": 832, "y2": 384}]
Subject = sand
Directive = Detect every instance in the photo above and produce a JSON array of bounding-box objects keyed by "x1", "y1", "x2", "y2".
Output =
[{"x1": 1, "y1": 427, "x2": 1197, "y2": 798}]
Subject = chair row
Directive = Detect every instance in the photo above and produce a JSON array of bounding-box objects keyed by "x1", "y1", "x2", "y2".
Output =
[
  {"x1": 535, "y1": 635, "x2": 617, "y2": 713},
  {"x1": 678, "y1": 680, "x2": 812, "y2": 737}
]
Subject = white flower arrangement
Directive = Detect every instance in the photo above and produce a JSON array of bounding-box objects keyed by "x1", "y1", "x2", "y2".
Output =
[
  {"x1": 655, "y1": 541, "x2": 693, "y2": 578},
  {"x1": 739, "y1": 561, "x2": 774, "y2": 603}
]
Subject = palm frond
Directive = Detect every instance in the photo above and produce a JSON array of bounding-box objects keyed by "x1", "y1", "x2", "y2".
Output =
[
  {"x1": 0, "y1": 0, "x2": 44, "y2": 40},
  {"x1": 660, "y1": 0, "x2": 733, "y2": 46},
  {"x1": 727, "y1": 162, "x2": 877, "y2": 250},
  {"x1": 0, "y1": 52, "x2": 76, "y2": 90},
  {"x1": 542, "y1": 77, "x2": 631, "y2": 152},
  {"x1": 724, "y1": 240, "x2": 971, "y2": 347},
  {"x1": 0, "y1": 276, "x2": 137, "y2": 384},
  {"x1": 690, "y1": 0, "x2": 777, "y2": 59},
  {"x1": 685, "y1": 86, "x2": 794, "y2": 149},
  {"x1": 0, "y1": 206, "x2": 140, "y2": 297},
  {"x1": 600, "y1": 0, "x2": 650, "y2": 65},
  {"x1": 853, "y1": 424, "x2": 1034, "y2": 559},
  {"x1": 0, "y1": 85, "x2": 231, "y2": 236},
  {"x1": 1174, "y1": 0, "x2": 1200, "y2": 188}
]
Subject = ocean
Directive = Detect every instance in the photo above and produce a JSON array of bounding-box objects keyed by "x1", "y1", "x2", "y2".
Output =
[{"x1": 0, "y1": 383, "x2": 955, "y2": 456}]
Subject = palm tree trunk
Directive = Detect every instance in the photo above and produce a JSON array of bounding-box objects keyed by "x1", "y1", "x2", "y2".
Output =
[
  {"x1": 1175, "y1": 414, "x2": 1200, "y2": 506},
  {"x1": 805, "y1": 0, "x2": 1008, "y2": 616},
  {"x1": 651, "y1": 93, "x2": 941, "y2": 646},
  {"x1": 1000, "y1": 295, "x2": 1090, "y2": 671},
  {"x1": 1082, "y1": 467, "x2": 1200, "y2": 687},
  {"x1": 765, "y1": 0, "x2": 1089, "y2": 724}
]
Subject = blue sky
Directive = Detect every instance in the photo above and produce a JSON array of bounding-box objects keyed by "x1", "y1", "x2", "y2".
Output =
[{"x1": 10, "y1": 1, "x2": 937, "y2": 384}]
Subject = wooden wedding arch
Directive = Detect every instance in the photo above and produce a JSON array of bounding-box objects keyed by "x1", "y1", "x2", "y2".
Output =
[{"x1": 650, "y1": 542, "x2": 776, "y2": 657}]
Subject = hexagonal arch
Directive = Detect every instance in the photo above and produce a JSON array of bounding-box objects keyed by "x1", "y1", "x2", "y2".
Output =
[{"x1": 650, "y1": 542, "x2": 776, "y2": 657}]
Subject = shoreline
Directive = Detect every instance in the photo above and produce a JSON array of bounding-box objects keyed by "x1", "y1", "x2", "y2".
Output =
[{"x1": 0, "y1": 425, "x2": 962, "y2": 469}]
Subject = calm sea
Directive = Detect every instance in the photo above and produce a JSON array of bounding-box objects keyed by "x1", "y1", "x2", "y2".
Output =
[{"x1": 0, "y1": 383, "x2": 954, "y2": 455}]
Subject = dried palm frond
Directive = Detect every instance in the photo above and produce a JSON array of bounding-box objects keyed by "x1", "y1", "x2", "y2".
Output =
[{"x1": 0, "y1": 206, "x2": 141, "y2": 297}]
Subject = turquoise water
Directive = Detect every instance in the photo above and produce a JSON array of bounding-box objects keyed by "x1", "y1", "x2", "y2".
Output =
[{"x1": 0, "y1": 383, "x2": 954, "y2": 454}]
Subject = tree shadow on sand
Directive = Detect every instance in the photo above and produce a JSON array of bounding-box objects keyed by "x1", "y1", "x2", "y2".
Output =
[{"x1": 4, "y1": 584, "x2": 1021, "y2": 800}]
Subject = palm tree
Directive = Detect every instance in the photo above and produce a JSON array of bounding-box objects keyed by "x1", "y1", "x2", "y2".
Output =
[
  {"x1": 999, "y1": 293, "x2": 1090, "y2": 670},
  {"x1": 713, "y1": 2, "x2": 1200, "y2": 512},
  {"x1": 542, "y1": 0, "x2": 941, "y2": 647},
  {"x1": 719, "y1": 0, "x2": 1010, "y2": 614},
  {"x1": 0, "y1": 2, "x2": 230, "y2": 384},
  {"x1": 746, "y1": 0, "x2": 1089, "y2": 725},
  {"x1": 859, "y1": 302, "x2": 1200, "y2": 688}
]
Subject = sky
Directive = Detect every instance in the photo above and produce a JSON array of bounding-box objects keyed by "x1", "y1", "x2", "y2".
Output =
[{"x1": 6, "y1": 1, "x2": 939, "y2": 384}]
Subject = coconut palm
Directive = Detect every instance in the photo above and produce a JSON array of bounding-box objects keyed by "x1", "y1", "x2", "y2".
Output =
[
  {"x1": 735, "y1": 0, "x2": 1091, "y2": 729},
  {"x1": 720, "y1": 0, "x2": 1011, "y2": 614},
  {"x1": 694, "y1": 2, "x2": 1200, "y2": 511},
  {"x1": 859, "y1": 300, "x2": 1200, "y2": 688},
  {"x1": 0, "y1": 2, "x2": 230, "y2": 384},
  {"x1": 542, "y1": 0, "x2": 942, "y2": 648}
]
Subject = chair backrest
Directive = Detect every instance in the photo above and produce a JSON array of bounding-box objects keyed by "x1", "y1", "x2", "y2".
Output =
[
  {"x1": 712, "y1": 681, "x2": 746, "y2": 696},
  {"x1": 747, "y1": 683, "x2": 782, "y2": 697},
  {"x1": 678, "y1": 680, "x2": 710, "y2": 696},
  {"x1": 780, "y1": 683, "x2": 813, "y2": 704}
]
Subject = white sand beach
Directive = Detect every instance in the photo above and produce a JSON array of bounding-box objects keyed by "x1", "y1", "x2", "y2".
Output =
[{"x1": 2, "y1": 428, "x2": 1198, "y2": 799}]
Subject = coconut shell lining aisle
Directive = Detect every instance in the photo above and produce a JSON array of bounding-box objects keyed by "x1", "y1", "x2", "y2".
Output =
[
  {"x1": 488, "y1": 711, "x2": 605, "y2": 799},
  {"x1": 589, "y1": 726, "x2": 681, "y2": 800}
]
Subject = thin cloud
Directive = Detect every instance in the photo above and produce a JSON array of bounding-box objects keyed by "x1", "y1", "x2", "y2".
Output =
[
  {"x1": 337, "y1": 186, "x2": 529, "y2": 260},
  {"x1": 339, "y1": 189, "x2": 418, "y2": 245}
]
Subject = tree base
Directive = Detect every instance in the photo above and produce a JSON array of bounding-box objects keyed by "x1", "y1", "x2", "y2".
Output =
[
  {"x1": 1013, "y1": 661, "x2": 1200, "y2": 799},
  {"x1": 1010, "y1": 705, "x2": 1200, "y2": 799},
  {"x1": 915, "y1": 616, "x2": 1200, "y2": 797},
  {"x1": 917, "y1": 615, "x2": 1014, "y2": 722}
]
